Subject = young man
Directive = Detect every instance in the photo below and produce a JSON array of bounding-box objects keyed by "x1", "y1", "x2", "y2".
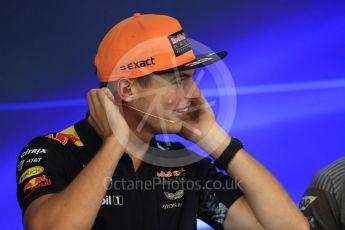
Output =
[
  {"x1": 16, "y1": 13, "x2": 308, "y2": 230},
  {"x1": 300, "y1": 157, "x2": 345, "y2": 229}
]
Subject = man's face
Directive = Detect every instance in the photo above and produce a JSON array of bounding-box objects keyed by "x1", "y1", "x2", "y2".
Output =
[{"x1": 128, "y1": 69, "x2": 201, "y2": 134}]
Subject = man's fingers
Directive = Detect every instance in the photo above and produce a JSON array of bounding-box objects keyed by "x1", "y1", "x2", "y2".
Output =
[
  {"x1": 95, "y1": 88, "x2": 115, "y2": 109},
  {"x1": 87, "y1": 90, "x2": 97, "y2": 118},
  {"x1": 86, "y1": 88, "x2": 129, "y2": 142},
  {"x1": 103, "y1": 87, "x2": 115, "y2": 103},
  {"x1": 88, "y1": 89, "x2": 109, "y2": 127},
  {"x1": 92, "y1": 89, "x2": 104, "y2": 115},
  {"x1": 87, "y1": 90, "x2": 106, "y2": 134},
  {"x1": 88, "y1": 115, "x2": 101, "y2": 133}
]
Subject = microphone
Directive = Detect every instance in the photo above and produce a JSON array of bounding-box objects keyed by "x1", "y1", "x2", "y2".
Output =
[{"x1": 119, "y1": 103, "x2": 176, "y2": 124}]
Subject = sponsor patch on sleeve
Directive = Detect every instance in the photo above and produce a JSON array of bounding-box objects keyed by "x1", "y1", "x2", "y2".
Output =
[
  {"x1": 23, "y1": 174, "x2": 52, "y2": 199},
  {"x1": 20, "y1": 148, "x2": 48, "y2": 158},
  {"x1": 19, "y1": 166, "x2": 44, "y2": 184}
]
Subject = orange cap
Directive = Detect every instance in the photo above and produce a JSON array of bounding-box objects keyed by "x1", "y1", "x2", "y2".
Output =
[{"x1": 95, "y1": 13, "x2": 227, "y2": 82}]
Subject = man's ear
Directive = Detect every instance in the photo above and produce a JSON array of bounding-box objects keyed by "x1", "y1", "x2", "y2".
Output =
[{"x1": 117, "y1": 78, "x2": 134, "y2": 102}]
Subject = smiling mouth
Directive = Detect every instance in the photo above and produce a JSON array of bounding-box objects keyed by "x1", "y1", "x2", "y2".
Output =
[
  {"x1": 174, "y1": 107, "x2": 189, "y2": 113},
  {"x1": 172, "y1": 106, "x2": 191, "y2": 121}
]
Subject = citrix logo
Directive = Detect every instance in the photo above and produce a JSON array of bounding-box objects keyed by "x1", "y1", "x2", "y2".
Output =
[{"x1": 120, "y1": 57, "x2": 155, "y2": 71}]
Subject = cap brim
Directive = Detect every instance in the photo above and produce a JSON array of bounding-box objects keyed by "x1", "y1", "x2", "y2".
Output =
[{"x1": 154, "y1": 51, "x2": 227, "y2": 75}]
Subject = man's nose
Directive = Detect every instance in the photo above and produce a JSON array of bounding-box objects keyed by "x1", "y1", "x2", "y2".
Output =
[{"x1": 183, "y1": 78, "x2": 201, "y2": 99}]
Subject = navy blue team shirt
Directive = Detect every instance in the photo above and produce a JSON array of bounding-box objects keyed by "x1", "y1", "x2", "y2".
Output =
[{"x1": 16, "y1": 119, "x2": 242, "y2": 230}]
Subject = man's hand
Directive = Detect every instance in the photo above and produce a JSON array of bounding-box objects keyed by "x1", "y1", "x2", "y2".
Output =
[
  {"x1": 87, "y1": 88, "x2": 130, "y2": 147},
  {"x1": 178, "y1": 94, "x2": 215, "y2": 141},
  {"x1": 87, "y1": 88, "x2": 149, "y2": 159},
  {"x1": 178, "y1": 94, "x2": 230, "y2": 156}
]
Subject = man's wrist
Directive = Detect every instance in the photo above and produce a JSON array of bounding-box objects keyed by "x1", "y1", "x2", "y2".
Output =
[
  {"x1": 103, "y1": 135, "x2": 125, "y2": 152},
  {"x1": 197, "y1": 124, "x2": 231, "y2": 157}
]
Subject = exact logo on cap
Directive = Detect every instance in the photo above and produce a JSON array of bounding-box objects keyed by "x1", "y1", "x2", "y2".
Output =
[{"x1": 120, "y1": 57, "x2": 156, "y2": 71}]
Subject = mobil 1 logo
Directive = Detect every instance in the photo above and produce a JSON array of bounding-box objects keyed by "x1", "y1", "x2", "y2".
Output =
[{"x1": 102, "y1": 195, "x2": 123, "y2": 206}]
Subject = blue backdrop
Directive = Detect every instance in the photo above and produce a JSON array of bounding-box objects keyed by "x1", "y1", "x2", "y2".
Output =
[{"x1": 1, "y1": 0, "x2": 345, "y2": 229}]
